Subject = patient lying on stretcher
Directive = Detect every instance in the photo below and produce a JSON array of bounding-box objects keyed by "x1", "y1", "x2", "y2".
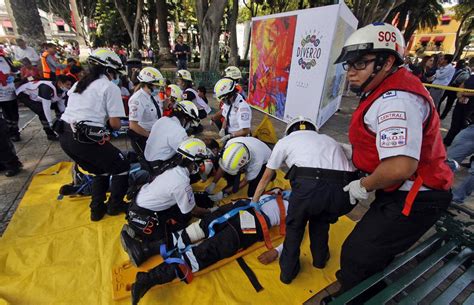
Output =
[{"x1": 122, "y1": 191, "x2": 289, "y2": 305}]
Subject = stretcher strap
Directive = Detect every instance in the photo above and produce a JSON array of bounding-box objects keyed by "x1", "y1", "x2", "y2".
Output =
[
  {"x1": 163, "y1": 257, "x2": 193, "y2": 284},
  {"x1": 236, "y1": 257, "x2": 263, "y2": 292},
  {"x1": 275, "y1": 194, "x2": 286, "y2": 236},
  {"x1": 253, "y1": 209, "x2": 273, "y2": 249},
  {"x1": 401, "y1": 175, "x2": 424, "y2": 217}
]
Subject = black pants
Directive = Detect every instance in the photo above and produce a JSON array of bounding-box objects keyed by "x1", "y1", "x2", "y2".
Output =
[
  {"x1": 128, "y1": 201, "x2": 192, "y2": 241},
  {"x1": 224, "y1": 164, "x2": 272, "y2": 197},
  {"x1": 0, "y1": 99, "x2": 19, "y2": 137},
  {"x1": 444, "y1": 102, "x2": 474, "y2": 146},
  {"x1": 438, "y1": 89, "x2": 457, "y2": 120},
  {"x1": 280, "y1": 178, "x2": 354, "y2": 279},
  {"x1": 178, "y1": 202, "x2": 264, "y2": 271},
  {"x1": 58, "y1": 126, "x2": 130, "y2": 209},
  {"x1": 19, "y1": 94, "x2": 56, "y2": 136},
  {"x1": 0, "y1": 118, "x2": 20, "y2": 170},
  {"x1": 336, "y1": 189, "x2": 451, "y2": 292},
  {"x1": 127, "y1": 129, "x2": 147, "y2": 156}
]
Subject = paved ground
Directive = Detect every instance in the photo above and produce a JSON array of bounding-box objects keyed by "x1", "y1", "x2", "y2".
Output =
[{"x1": 1, "y1": 94, "x2": 473, "y2": 235}]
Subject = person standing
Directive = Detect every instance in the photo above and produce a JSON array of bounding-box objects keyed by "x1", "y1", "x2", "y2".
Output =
[
  {"x1": 173, "y1": 35, "x2": 190, "y2": 70},
  {"x1": 13, "y1": 38, "x2": 40, "y2": 66},
  {"x1": 429, "y1": 54, "x2": 455, "y2": 109},
  {"x1": 324, "y1": 23, "x2": 453, "y2": 302},
  {"x1": 55, "y1": 48, "x2": 130, "y2": 222},
  {"x1": 444, "y1": 58, "x2": 474, "y2": 146},
  {"x1": 40, "y1": 43, "x2": 66, "y2": 81},
  {"x1": 0, "y1": 117, "x2": 22, "y2": 177},
  {"x1": 438, "y1": 59, "x2": 470, "y2": 120},
  {"x1": 251, "y1": 116, "x2": 355, "y2": 284},
  {"x1": 0, "y1": 48, "x2": 20, "y2": 142}
]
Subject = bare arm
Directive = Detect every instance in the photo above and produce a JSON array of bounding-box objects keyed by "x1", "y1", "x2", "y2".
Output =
[
  {"x1": 108, "y1": 117, "x2": 122, "y2": 130},
  {"x1": 129, "y1": 120, "x2": 150, "y2": 137},
  {"x1": 191, "y1": 206, "x2": 210, "y2": 217},
  {"x1": 252, "y1": 168, "x2": 276, "y2": 203},
  {"x1": 361, "y1": 155, "x2": 418, "y2": 191},
  {"x1": 231, "y1": 128, "x2": 251, "y2": 138}
]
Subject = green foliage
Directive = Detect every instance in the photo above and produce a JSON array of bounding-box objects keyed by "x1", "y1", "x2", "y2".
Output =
[{"x1": 93, "y1": 0, "x2": 130, "y2": 47}]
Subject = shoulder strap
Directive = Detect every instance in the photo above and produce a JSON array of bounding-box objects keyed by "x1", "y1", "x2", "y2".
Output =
[{"x1": 150, "y1": 95, "x2": 162, "y2": 119}]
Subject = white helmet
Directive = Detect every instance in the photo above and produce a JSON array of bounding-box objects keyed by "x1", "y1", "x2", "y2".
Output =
[
  {"x1": 334, "y1": 22, "x2": 405, "y2": 66},
  {"x1": 219, "y1": 142, "x2": 250, "y2": 175},
  {"x1": 167, "y1": 84, "x2": 183, "y2": 101},
  {"x1": 214, "y1": 78, "x2": 236, "y2": 100},
  {"x1": 224, "y1": 66, "x2": 242, "y2": 80},
  {"x1": 175, "y1": 100, "x2": 200, "y2": 123},
  {"x1": 285, "y1": 116, "x2": 317, "y2": 136},
  {"x1": 88, "y1": 48, "x2": 125, "y2": 72},
  {"x1": 199, "y1": 159, "x2": 214, "y2": 181},
  {"x1": 176, "y1": 69, "x2": 193, "y2": 82},
  {"x1": 137, "y1": 67, "x2": 164, "y2": 86},
  {"x1": 177, "y1": 138, "x2": 208, "y2": 162}
]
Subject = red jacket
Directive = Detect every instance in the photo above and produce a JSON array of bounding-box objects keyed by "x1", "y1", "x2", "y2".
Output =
[{"x1": 348, "y1": 68, "x2": 453, "y2": 191}]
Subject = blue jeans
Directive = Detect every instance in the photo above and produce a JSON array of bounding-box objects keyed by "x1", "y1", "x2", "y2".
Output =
[
  {"x1": 447, "y1": 124, "x2": 474, "y2": 203},
  {"x1": 177, "y1": 59, "x2": 187, "y2": 70}
]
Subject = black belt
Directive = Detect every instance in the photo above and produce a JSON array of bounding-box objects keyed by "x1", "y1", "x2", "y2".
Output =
[{"x1": 285, "y1": 165, "x2": 366, "y2": 184}]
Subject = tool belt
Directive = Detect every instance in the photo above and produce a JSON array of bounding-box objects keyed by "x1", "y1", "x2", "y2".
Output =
[
  {"x1": 126, "y1": 201, "x2": 160, "y2": 237},
  {"x1": 71, "y1": 121, "x2": 111, "y2": 145},
  {"x1": 285, "y1": 165, "x2": 366, "y2": 184}
]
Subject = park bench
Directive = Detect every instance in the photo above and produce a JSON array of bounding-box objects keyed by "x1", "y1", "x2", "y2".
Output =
[{"x1": 324, "y1": 205, "x2": 474, "y2": 305}]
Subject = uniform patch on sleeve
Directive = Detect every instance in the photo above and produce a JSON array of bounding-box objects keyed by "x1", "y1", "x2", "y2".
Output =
[
  {"x1": 378, "y1": 111, "x2": 406, "y2": 124},
  {"x1": 382, "y1": 91, "x2": 397, "y2": 99},
  {"x1": 185, "y1": 185, "x2": 195, "y2": 206},
  {"x1": 241, "y1": 112, "x2": 250, "y2": 121},
  {"x1": 380, "y1": 127, "x2": 407, "y2": 148}
]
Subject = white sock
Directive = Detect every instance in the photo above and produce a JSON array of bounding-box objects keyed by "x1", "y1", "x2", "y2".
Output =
[{"x1": 185, "y1": 220, "x2": 205, "y2": 243}]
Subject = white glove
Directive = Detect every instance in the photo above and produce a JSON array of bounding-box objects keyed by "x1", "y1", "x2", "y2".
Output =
[
  {"x1": 219, "y1": 134, "x2": 231, "y2": 142},
  {"x1": 218, "y1": 128, "x2": 226, "y2": 137},
  {"x1": 209, "y1": 206, "x2": 219, "y2": 213},
  {"x1": 205, "y1": 182, "x2": 216, "y2": 194},
  {"x1": 341, "y1": 143, "x2": 352, "y2": 161},
  {"x1": 208, "y1": 191, "x2": 224, "y2": 202},
  {"x1": 343, "y1": 179, "x2": 369, "y2": 205}
]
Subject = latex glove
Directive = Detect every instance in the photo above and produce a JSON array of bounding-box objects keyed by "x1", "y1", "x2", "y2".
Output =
[
  {"x1": 208, "y1": 191, "x2": 224, "y2": 202},
  {"x1": 218, "y1": 128, "x2": 226, "y2": 138},
  {"x1": 219, "y1": 134, "x2": 231, "y2": 142},
  {"x1": 343, "y1": 179, "x2": 369, "y2": 205},
  {"x1": 340, "y1": 143, "x2": 352, "y2": 160},
  {"x1": 205, "y1": 182, "x2": 216, "y2": 194}
]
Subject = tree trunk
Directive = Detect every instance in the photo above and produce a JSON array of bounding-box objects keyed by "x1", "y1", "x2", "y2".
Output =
[
  {"x1": 453, "y1": 8, "x2": 474, "y2": 60},
  {"x1": 396, "y1": 6, "x2": 408, "y2": 31},
  {"x1": 148, "y1": 0, "x2": 157, "y2": 48},
  {"x1": 114, "y1": 0, "x2": 144, "y2": 58},
  {"x1": 403, "y1": 15, "x2": 418, "y2": 43},
  {"x1": 228, "y1": 0, "x2": 239, "y2": 66},
  {"x1": 70, "y1": 0, "x2": 88, "y2": 47},
  {"x1": 8, "y1": 0, "x2": 46, "y2": 49},
  {"x1": 156, "y1": 0, "x2": 175, "y2": 67},
  {"x1": 196, "y1": 0, "x2": 228, "y2": 71}
]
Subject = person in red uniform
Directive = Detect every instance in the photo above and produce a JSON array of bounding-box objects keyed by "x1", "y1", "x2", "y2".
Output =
[{"x1": 323, "y1": 22, "x2": 453, "y2": 303}]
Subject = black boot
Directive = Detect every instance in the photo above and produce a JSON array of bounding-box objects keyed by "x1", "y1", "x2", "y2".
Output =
[
  {"x1": 107, "y1": 174, "x2": 129, "y2": 215},
  {"x1": 44, "y1": 127, "x2": 59, "y2": 141},
  {"x1": 120, "y1": 228, "x2": 161, "y2": 266},
  {"x1": 131, "y1": 264, "x2": 177, "y2": 305},
  {"x1": 4, "y1": 159, "x2": 22, "y2": 177},
  {"x1": 90, "y1": 175, "x2": 109, "y2": 221}
]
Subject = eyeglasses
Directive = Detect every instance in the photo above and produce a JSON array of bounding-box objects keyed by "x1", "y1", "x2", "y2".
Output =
[{"x1": 342, "y1": 58, "x2": 376, "y2": 71}]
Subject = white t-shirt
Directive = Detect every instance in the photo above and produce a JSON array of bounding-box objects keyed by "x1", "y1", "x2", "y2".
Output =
[
  {"x1": 222, "y1": 94, "x2": 251, "y2": 133},
  {"x1": 259, "y1": 194, "x2": 289, "y2": 227},
  {"x1": 136, "y1": 166, "x2": 196, "y2": 214},
  {"x1": 267, "y1": 130, "x2": 354, "y2": 172},
  {"x1": 144, "y1": 116, "x2": 188, "y2": 162},
  {"x1": 225, "y1": 136, "x2": 272, "y2": 180},
  {"x1": 13, "y1": 46, "x2": 40, "y2": 65},
  {"x1": 61, "y1": 75, "x2": 125, "y2": 127},
  {"x1": 0, "y1": 57, "x2": 16, "y2": 102},
  {"x1": 363, "y1": 90, "x2": 430, "y2": 191},
  {"x1": 128, "y1": 88, "x2": 161, "y2": 131}
]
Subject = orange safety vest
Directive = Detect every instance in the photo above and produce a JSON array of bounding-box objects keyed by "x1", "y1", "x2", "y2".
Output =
[{"x1": 41, "y1": 51, "x2": 61, "y2": 78}]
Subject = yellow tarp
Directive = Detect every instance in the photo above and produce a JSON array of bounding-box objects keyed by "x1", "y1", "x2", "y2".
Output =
[{"x1": 0, "y1": 162, "x2": 355, "y2": 305}]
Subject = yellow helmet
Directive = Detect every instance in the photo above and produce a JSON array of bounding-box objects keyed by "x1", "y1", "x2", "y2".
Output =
[
  {"x1": 177, "y1": 138, "x2": 208, "y2": 161},
  {"x1": 176, "y1": 69, "x2": 193, "y2": 82},
  {"x1": 214, "y1": 78, "x2": 236, "y2": 100},
  {"x1": 137, "y1": 67, "x2": 164, "y2": 86},
  {"x1": 219, "y1": 142, "x2": 250, "y2": 175},
  {"x1": 167, "y1": 84, "x2": 183, "y2": 101}
]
